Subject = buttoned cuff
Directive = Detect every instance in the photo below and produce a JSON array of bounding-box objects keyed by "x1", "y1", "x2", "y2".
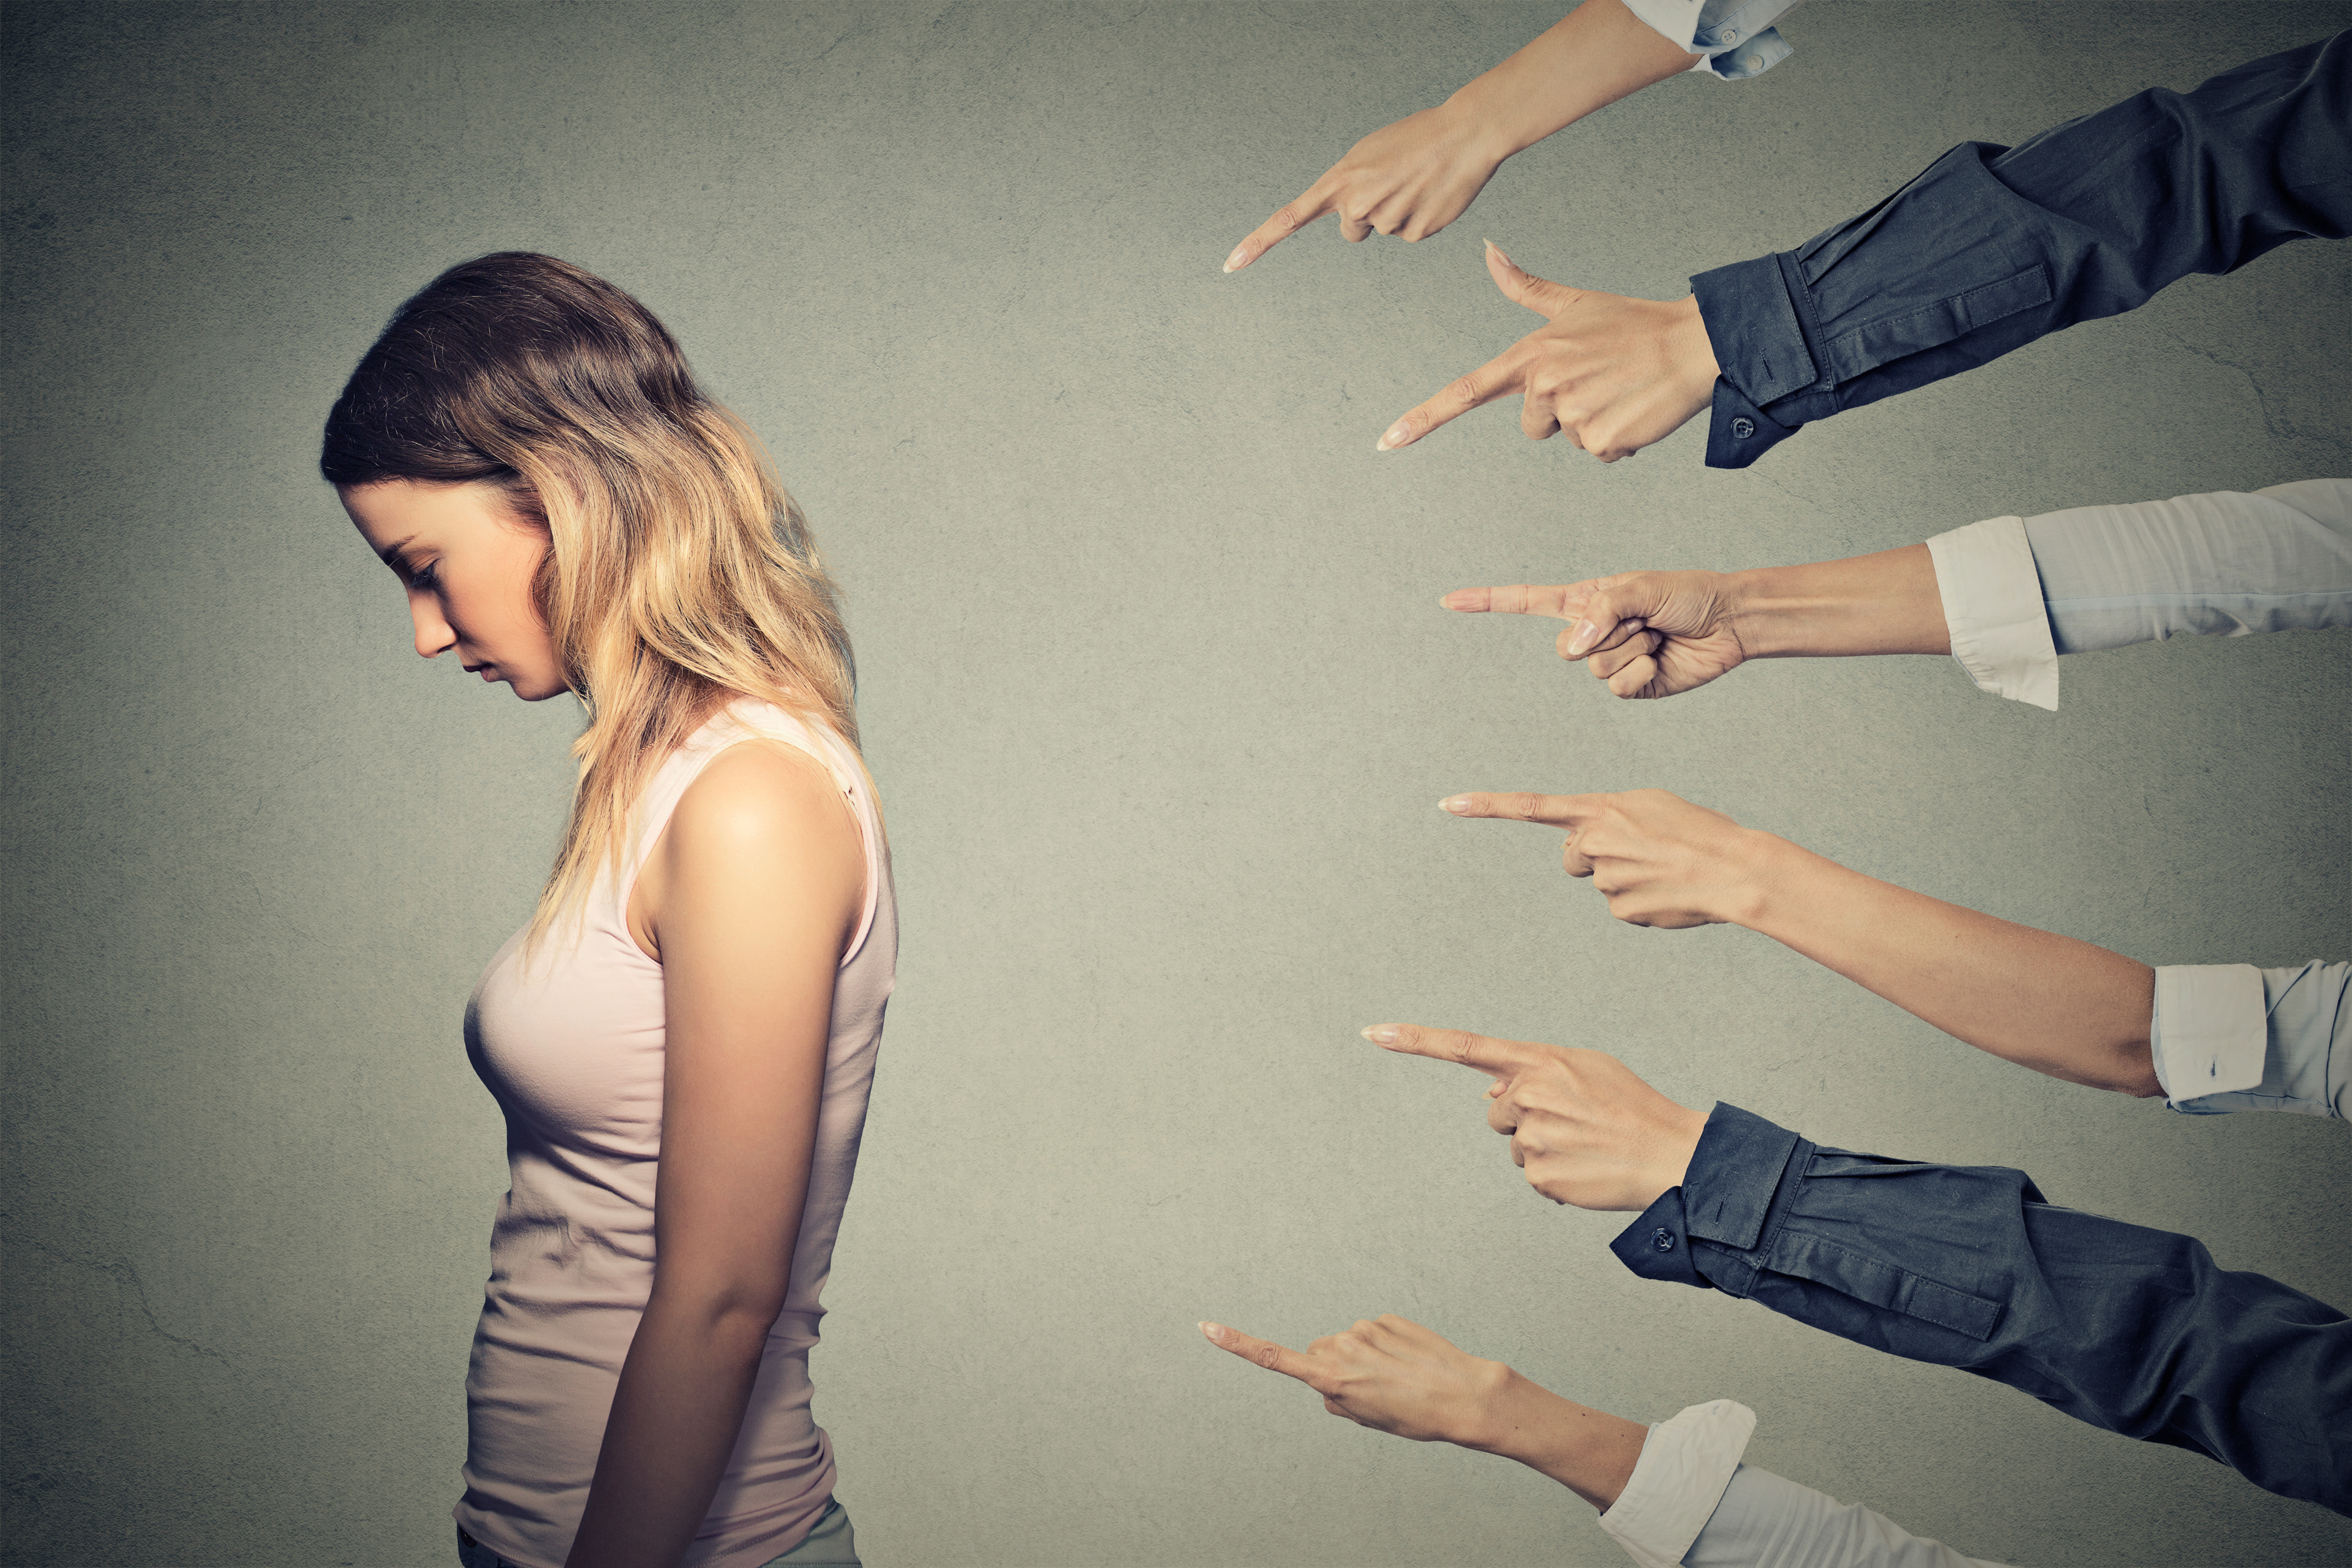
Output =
[
  {"x1": 2153, "y1": 964, "x2": 2269, "y2": 1105},
  {"x1": 1702, "y1": 379, "x2": 1799, "y2": 469},
  {"x1": 1612, "y1": 1104, "x2": 1802, "y2": 1286},
  {"x1": 1598, "y1": 1400, "x2": 1758, "y2": 1568},
  {"x1": 1690, "y1": 253, "x2": 1817, "y2": 407},
  {"x1": 1696, "y1": 27, "x2": 1792, "y2": 80},
  {"x1": 1926, "y1": 516, "x2": 2060, "y2": 710}
]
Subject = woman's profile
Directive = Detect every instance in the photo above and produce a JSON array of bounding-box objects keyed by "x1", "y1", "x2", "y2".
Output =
[{"x1": 322, "y1": 253, "x2": 891, "y2": 1568}]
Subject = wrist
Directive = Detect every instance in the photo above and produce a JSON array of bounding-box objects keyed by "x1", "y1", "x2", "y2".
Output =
[
  {"x1": 1668, "y1": 294, "x2": 1721, "y2": 408},
  {"x1": 1712, "y1": 828, "x2": 1797, "y2": 930},
  {"x1": 1455, "y1": 1362, "x2": 1553, "y2": 1459},
  {"x1": 1441, "y1": 75, "x2": 1533, "y2": 163}
]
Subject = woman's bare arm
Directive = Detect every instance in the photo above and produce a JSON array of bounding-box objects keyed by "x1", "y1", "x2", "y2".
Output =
[
  {"x1": 565, "y1": 741, "x2": 864, "y2": 1568},
  {"x1": 1441, "y1": 789, "x2": 2161, "y2": 1098}
]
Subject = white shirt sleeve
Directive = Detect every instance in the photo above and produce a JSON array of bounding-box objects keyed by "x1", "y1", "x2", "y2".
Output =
[
  {"x1": 1925, "y1": 515, "x2": 2061, "y2": 710},
  {"x1": 1623, "y1": 0, "x2": 1799, "y2": 79},
  {"x1": 1682, "y1": 1463, "x2": 2020, "y2": 1567},
  {"x1": 1598, "y1": 1400, "x2": 1755, "y2": 1568},
  {"x1": 1925, "y1": 480, "x2": 2352, "y2": 710},
  {"x1": 2164, "y1": 960, "x2": 2350, "y2": 1120},
  {"x1": 2150, "y1": 965, "x2": 2270, "y2": 1103},
  {"x1": 1598, "y1": 1401, "x2": 2019, "y2": 1567}
]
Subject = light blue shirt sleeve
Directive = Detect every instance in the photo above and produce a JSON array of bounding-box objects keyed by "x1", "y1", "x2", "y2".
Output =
[
  {"x1": 1624, "y1": 0, "x2": 1798, "y2": 79},
  {"x1": 2166, "y1": 961, "x2": 2351, "y2": 1121},
  {"x1": 1927, "y1": 480, "x2": 2351, "y2": 707},
  {"x1": 1682, "y1": 1464, "x2": 2016, "y2": 1568},
  {"x1": 2023, "y1": 479, "x2": 2352, "y2": 654}
]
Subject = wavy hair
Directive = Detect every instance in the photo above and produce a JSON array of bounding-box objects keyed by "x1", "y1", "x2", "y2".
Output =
[{"x1": 321, "y1": 252, "x2": 866, "y2": 948}]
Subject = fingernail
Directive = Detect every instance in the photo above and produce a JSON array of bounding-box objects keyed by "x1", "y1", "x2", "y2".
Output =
[
  {"x1": 1565, "y1": 619, "x2": 1601, "y2": 656},
  {"x1": 1439, "y1": 795, "x2": 1473, "y2": 814},
  {"x1": 1486, "y1": 239, "x2": 1515, "y2": 269},
  {"x1": 1378, "y1": 424, "x2": 1409, "y2": 451},
  {"x1": 1222, "y1": 246, "x2": 1247, "y2": 273},
  {"x1": 1362, "y1": 1025, "x2": 1399, "y2": 1044},
  {"x1": 1200, "y1": 1321, "x2": 1228, "y2": 1341}
]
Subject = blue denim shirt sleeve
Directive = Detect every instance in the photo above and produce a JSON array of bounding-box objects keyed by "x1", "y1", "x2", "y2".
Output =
[
  {"x1": 1612, "y1": 1102, "x2": 2352, "y2": 1514},
  {"x1": 1689, "y1": 31, "x2": 2352, "y2": 467}
]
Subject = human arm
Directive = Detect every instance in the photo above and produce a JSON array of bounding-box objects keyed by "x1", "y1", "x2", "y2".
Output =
[
  {"x1": 1612, "y1": 1103, "x2": 2352, "y2": 1514},
  {"x1": 564, "y1": 742, "x2": 865, "y2": 1568},
  {"x1": 1196, "y1": 1313, "x2": 1650, "y2": 1509},
  {"x1": 1436, "y1": 790, "x2": 2163, "y2": 1096},
  {"x1": 1693, "y1": 32, "x2": 2352, "y2": 467},
  {"x1": 1441, "y1": 543, "x2": 1946, "y2": 699},
  {"x1": 1441, "y1": 479, "x2": 2352, "y2": 703},
  {"x1": 1222, "y1": 1, "x2": 1777, "y2": 272},
  {"x1": 1200, "y1": 1319, "x2": 2016, "y2": 1568}
]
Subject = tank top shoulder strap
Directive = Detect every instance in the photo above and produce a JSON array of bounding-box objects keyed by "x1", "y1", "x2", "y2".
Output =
[{"x1": 616, "y1": 701, "x2": 887, "y2": 962}]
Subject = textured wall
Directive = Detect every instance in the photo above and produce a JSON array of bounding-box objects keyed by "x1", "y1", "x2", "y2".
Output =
[{"x1": 5, "y1": 2, "x2": 2350, "y2": 1564}]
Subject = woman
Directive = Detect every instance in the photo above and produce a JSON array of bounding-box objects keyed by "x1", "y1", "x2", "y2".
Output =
[{"x1": 322, "y1": 253, "x2": 891, "y2": 1568}]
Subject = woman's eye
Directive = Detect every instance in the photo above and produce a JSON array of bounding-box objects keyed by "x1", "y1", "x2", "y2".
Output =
[{"x1": 410, "y1": 560, "x2": 441, "y2": 590}]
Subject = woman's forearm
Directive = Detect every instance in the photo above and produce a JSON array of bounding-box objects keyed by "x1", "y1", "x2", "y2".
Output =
[
  {"x1": 1458, "y1": 1368, "x2": 1650, "y2": 1510},
  {"x1": 1733, "y1": 837, "x2": 2161, "y2": 1096},
  {"x1": 564, "y1": 1294, "x2": 782, "y2": 1568},
  {"x1": 1723, "y1": 543, "x2": 1950, "y2": 660},
  {"x1": 1450, "y1": 2, "x2": 1702, "y2": 161}
]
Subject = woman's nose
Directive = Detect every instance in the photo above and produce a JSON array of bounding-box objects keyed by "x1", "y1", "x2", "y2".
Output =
[{"x1": 409, "y1": 593, "x2": 457, "y2": 660}]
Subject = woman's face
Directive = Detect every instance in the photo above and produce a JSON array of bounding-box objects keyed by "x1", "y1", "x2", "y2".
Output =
[{"x1": 342, "y1": 479, "x2": 568, "y2": 701}]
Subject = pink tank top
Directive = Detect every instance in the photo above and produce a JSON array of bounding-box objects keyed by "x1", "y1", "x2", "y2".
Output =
[{"x1": 452, "y1": 700, "x2": 895, "y2": 1568}]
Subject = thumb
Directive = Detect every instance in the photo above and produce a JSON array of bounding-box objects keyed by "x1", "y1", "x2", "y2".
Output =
[{"x1": 1485, "y1": 240, "x2": 1579, "y2": 317}]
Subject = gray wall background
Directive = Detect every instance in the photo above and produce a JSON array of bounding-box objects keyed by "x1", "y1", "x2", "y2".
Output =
[{"x1": 6, "y1": 2, "x2": 2350, "y2": 1563}]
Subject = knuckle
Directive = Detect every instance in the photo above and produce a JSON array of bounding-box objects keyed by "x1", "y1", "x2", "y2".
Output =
[{"x1": 1253, "y1": 1345, "x2": 1282, "y2": 1369}]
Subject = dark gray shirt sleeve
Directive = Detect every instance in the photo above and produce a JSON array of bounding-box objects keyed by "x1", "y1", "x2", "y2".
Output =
[
  {"x1": 1612, "y1": 1104, "x2": 2352, "y2": 1514},
  {"x1": 1689, "y1": 33, "x2": 2352, "y2": 467}
]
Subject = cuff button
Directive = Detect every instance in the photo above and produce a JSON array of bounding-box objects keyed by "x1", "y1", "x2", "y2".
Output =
[
  {"x1": 1652, "y1": 1228, "x2": 1677, "y2": 1252},
  {"x1": 1730, "y1": 416, "x2": 1756, "y2": 439}
]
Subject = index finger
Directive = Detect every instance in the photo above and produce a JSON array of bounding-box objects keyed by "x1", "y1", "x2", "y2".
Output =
[
  {"x1": 1435, "y1": 791, "x2": 1604, "y2": 828},
  {"x1": 1200, "y1": 1321, "x2": 1324, "y2": 1388},
  {"x1": 1378, "y1": 344, "x2": 1526, "y2": 452},
  {"x1": 1439, "y1": 583, "x2": 1588, "y2": 618},
  {"x1": 1362, "y1": 1023, "x2": 1548, "y2": 1076},
  {"x1": 1223, "y1": 180, "x2": 1337, "y2": 273}
]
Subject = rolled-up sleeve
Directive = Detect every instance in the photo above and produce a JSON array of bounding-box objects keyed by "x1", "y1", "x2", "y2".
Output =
[
  {"x1": 1923, "y1": 480, "x2": 2350, "y2": 708},
  {"x1": 1611, "y1": 1103, "x2": 2352, "y2": 1514},
  {"x1": 1683, "y1": 1461, "x2": 2019, "y2": 1567},
  {"x1": 1689, "y1": 32, "x2": 2352, "y2": 467},
  {"x1": 2166, "y1": 960, "x2": 2351, "y2": 1120},
  {"x1": 1624, "y1": 0, "x2": 1798, "y2": 80},
  {"x1": 1925, "y1": 515, "x2": 2060, "y2": 710},
  {"x1": 1597, "y1": 1399, "x2": 1755, "y2": 1568}
]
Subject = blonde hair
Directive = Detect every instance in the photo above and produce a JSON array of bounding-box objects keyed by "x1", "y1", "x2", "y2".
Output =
[{"x1": 320, "y1": 252, "x2": 870, "y2": 947}]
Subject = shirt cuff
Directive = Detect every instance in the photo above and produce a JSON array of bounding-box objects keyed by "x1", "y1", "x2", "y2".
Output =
[
  {"x1": 1598, "y1": 1401, "x2": 1758, "y2": 1568},
  {"x1": 1611, "y1": 1103, "x2": 1802, "y2": 1290},
  {"x1": 1702, "y1": 378, "x2": 1800, "y2": 468},
  {"x1": 1926, "y1": 516, "x2": 2060, "y2": 710},
  {"x1": 1696, "y1": 27, "x2": 1792, "y2": 79},
  {"x1": 2153, "y1": 964, "x2": 2270, "y2": 1104}
]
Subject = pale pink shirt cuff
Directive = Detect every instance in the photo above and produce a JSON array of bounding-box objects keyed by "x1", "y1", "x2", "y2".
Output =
[
  {"x1": 1926, "y1": 516, "x2": 2060, "y2": 710},
  {"x1": 1598, "y1": 1399, "x2": 1757, "y2": 1568},
  {"x1": 2152, "y1": 964, "x2": 2269, "y2": 1102}
]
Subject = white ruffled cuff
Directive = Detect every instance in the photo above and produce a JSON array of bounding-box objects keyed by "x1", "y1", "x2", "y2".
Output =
[{"x1": 1598, "y1": 1399, "x2": 1757, "y2": 1568}]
